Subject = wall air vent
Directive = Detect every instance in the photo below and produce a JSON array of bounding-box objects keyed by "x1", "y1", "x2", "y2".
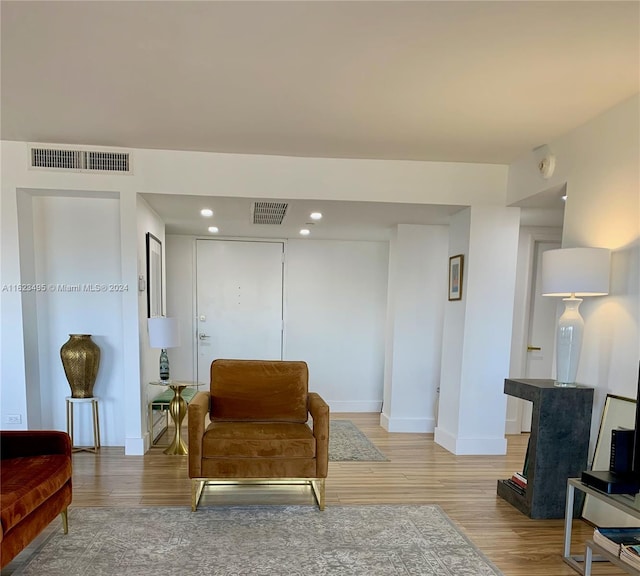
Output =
[
  {"x1": 29, "y1": 145, "x2": 131, "y2": 174},
  {"x1": 252, "y1": 201, "x2": 288, "y2": 225}
]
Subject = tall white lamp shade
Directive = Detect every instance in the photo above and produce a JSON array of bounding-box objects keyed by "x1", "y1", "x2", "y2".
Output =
[
  {"x1": 541, "y1": 247, "x2": 610, "y2": 386},
  {"x1": 147, "y1": 317, "x2": 180, "y2": 380}
]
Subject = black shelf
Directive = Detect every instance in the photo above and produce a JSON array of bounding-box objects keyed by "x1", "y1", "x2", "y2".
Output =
[{"x1": 497, "y1": 378, "x2": 594, "y2": 519}]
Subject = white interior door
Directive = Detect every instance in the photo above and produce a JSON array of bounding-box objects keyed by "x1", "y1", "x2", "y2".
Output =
[
  {"x1": 521, "y1": 240, "x2": 561, "y2": 431},
  {"x1": 196, "y1": 240, "x2": 284, "y2": 382}
]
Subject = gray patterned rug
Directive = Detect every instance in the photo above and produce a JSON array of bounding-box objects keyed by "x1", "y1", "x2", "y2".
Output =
[
  {"x1": 329, "y1": 419, "x2": 388, "y2": 461},
  {"x1": 14, "y1": 505, "x2": 503, "y2": 575}
]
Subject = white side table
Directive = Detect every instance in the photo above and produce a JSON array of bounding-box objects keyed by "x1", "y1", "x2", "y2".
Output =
[{"x1": 65, "y1": 396, "x2": 100, "y2": 453}]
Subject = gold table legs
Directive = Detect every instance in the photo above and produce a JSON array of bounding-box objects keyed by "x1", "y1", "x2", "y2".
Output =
[
  {"x1": 165, "y1": 385, "x2": 188, "y2": 455},
  {"x1": 65, "y1": 396, "x2": 100, "y2": 453}
]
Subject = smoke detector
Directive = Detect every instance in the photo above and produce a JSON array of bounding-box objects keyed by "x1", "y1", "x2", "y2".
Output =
[{"x1": 538, "y1": 154, "x2": 556, "y2": 179}]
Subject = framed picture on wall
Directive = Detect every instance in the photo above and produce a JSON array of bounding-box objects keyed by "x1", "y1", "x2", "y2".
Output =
[
  {"x1": 448, "y1": 254, "x2": 464, "y2": 301},
  {"x1": 146, "y1": 233, "x2": 162, "y2": 318}
]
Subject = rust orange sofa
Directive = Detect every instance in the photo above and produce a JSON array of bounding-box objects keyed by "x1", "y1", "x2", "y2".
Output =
[
  {"x1": 0, "y1": 430, "x2": 72, "y2": 568},
  {"x1": 188, "y1": 359, "x2": 329, "y2": 511}
]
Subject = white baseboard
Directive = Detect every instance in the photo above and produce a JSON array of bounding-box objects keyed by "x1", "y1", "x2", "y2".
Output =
[
  {"x1": 380, "y1": 413, "x2": 434, "y2": 433},
  {"x1": 125, "y1": 436, "x2": 146, "y2": 456},
  {"x1": 505, "y1": 417, "x2": 521, "y2": 435},
  {"x1": 329, "y1": 401, "x2": 383, "y2": 413},
  {"x1": 434, "y1": 427, "x2": 507, "y2": 455}
]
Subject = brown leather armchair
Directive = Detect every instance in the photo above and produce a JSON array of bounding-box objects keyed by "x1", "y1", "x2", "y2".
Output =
[{"x1": 188, "y1": 359, "x2": 329, "y2": 510}]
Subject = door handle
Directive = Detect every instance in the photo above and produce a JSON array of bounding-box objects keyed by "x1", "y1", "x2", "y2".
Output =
[
  {"x1": 199, "y1": 334, "x2": 210, "y2": 340},
  {"x1": 527, "y1": 346, "x2": 542, "y2": 351}
]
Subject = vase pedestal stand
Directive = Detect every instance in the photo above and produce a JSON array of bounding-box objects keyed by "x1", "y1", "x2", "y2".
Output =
[{"x1": 66, "y1": 396, "x2": 100, "y2": 453}]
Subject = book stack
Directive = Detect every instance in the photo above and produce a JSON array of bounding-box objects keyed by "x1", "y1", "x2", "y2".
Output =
[
  {"x1": 620, "y1": 543, "x2": 640, "y2": 570},
  {"x1": 505, "y1": 472, "x2": 527, "y2": 495},
  {"x1": 593, "y1": 527, "x2": 640, "y2": 561}
]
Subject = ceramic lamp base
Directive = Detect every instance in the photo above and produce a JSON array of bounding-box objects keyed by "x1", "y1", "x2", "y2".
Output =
[{"x1": 555, "y1": 297, "x2": 584, "y2": 386}]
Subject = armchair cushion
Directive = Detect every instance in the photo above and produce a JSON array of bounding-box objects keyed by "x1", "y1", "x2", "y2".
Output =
[
  {"x1": 210, "y1": 359, "x2": 308, "y2": 422},
  {"x1": 203, "y1": 421, "x2": 316, "y2": 459}
]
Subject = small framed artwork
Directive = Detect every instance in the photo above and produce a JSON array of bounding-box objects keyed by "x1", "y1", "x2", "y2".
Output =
[
  {"x1": 146, "y1": 233, "x2": 163, "y2": 318},
  {"x1": 448, "y1": 254, "x2": 464, "y2": 301}
]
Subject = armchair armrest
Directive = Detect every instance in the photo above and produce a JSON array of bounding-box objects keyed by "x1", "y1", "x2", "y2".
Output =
[
  {"x1": 308, "y1": 392, "x2": 329, "y2": 477},
  {"x1": 188, "y1": 391, "x2": 210, "y2": 477},
  {"x1": 0, "y1": 430, "x2": 71, "y2": 460}
]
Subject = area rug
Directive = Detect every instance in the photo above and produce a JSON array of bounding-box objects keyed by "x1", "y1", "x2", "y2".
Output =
[
  {"x1": 14, "y1": 505, "x2": 503, "y2": 576},
  {"x1": 329, "y1": 419, "x2": 388, "y2": 461}
]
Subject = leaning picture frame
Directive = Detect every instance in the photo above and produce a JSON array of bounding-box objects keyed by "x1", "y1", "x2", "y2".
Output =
[
  {"x1": 146, "y1": 232, "x2": 163, "y2": 318},
  {"x1": 582, "y1": 394, "x2": 637, "y2": 526},
  {"x1": 448, "y1": 254, "x2": 464, "y2": 301}
]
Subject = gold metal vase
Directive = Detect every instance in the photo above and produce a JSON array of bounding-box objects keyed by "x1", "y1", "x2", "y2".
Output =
[{"x1": 60, "y1": 334, "x2": 100, "y2": 398}]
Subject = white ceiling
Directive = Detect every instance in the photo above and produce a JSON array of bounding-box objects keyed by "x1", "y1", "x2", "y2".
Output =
[
  {"x1": 2, "y1": 1, "x2": 635, "y2": 236},
  {"x1": 142, "y1": 193, "x2": 468, "y2": 240}
]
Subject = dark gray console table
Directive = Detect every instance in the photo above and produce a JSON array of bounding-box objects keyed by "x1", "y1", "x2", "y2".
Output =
[{"x1": 497, "y1": 378, "x2": 594, "y2": 519}]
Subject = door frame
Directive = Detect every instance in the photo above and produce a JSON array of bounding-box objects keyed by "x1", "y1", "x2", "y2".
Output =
[{"x1": 506, "y1": 227, "x2": 562, "y2": 434}]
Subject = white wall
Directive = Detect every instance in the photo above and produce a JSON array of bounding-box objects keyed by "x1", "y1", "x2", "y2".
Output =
[
  {"x1": 437, "y1": 209, "x2": 471, "y2": 439},
  {"x1": 285, "y1": 239, "x2": 389, "y2": 410},
  {"x1": 507, "y1": 94, "x2": 639, "y2": 455},
  {"x1": 165, "y1": 236, "x2": 389, "y2": 410},
  {"x1": 381, "y1": 224, "x2": 448, "y2": 432},
  {"x1": 165, "y1": 235, "x2": 196, "y2": 382},
  {"x1": 26, "y1": 194, "x2": 124, "y2": 445}
]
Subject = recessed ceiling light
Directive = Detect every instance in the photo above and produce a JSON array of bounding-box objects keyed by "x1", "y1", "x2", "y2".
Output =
[
  {"x1": 299, "y1": 229, "x2": 310, "y2": 236},
  {"x1": 200, "y1": 208, "x2": 214, "y2": 217},
  {"x1": 561, "y1": 195, "x2": 567, "y2": 201},
  {"x1": 310, "y1": 212, "x2": 322, "y2": 220},
  {"x1": 208, "y1": 226, "x2": 219, "y2": 233}
]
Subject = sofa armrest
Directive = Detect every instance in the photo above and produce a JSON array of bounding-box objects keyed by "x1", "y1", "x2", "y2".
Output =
[
  {"x1": 0, "y1": 430, "x2": 71, "y2": 460},
  {"x1": 188, "y1": 391, "x2": 210, "y2": 478},
  {"x1": 308, "y1": 392, "x2": 329, "y2": 478}
]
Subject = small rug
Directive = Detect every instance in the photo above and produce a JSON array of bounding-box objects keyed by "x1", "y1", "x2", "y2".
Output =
[
  {"x1": 14, "y1": 505, "x2": 503, "y2": 576},
  {"x1": 329, "y1": 419, "x2": 388, "y2": 461}
]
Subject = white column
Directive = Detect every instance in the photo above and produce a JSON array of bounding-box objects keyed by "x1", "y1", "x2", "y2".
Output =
[
  {"x1": 121, "y1": 191, "x2": 145, "y2": 455},
  {"x1": 435, "y1": 206, "x2": 521, "y2": 454}
]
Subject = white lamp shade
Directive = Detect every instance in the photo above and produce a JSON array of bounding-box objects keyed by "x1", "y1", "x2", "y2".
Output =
[
  {"x1": 147, "y1": 317, "x2": 180, "y2": 349},
  {"x1": 541, "y1": 247, "x2": 610, "y2": 297}
]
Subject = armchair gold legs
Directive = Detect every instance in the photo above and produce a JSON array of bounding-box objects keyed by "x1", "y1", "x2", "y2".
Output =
[
  {"x1": 310, "y1": 478, "x2": 325, "y2": 511},
  {"x1": 191, "y1": 479, "x2": 206, "y2": 512},
  {"x1": 61, "y1": 508, "x2": 69, "y2": 534},
  {"x1": 190, "y1": 478, "x2": 326, "y2": 511}
]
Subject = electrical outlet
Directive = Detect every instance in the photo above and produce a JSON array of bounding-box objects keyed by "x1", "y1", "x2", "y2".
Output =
[{"x1": 6, "y1": 414, "x2": 22, "y2": 424}]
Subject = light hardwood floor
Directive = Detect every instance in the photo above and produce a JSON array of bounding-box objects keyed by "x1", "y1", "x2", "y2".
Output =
[{"x1": 3, "y1": 414, "x2": 627, "y2": 575}]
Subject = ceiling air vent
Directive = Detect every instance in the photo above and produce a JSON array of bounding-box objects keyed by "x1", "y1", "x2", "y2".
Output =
[
  {"x1": 31, "y1": 148, "x2": 83, "y2": 170},
  {"x1": 252, "y1": 201, "x2": 288, "y2": 225},
  {"x1": 29, "y1": 146, "x2": 131, "y2": 174},
  {"x1": 86, "y1": 151, "x2": 129, "y2": 172}
]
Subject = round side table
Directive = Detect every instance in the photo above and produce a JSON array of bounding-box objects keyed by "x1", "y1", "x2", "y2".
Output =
[{"x1": 149, "y1": 381, "x2": 201, "y2": 455}]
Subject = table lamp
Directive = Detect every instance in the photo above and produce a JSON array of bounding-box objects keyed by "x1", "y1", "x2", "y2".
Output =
[
  {"x1": 147, "y1": 317, "x2": 180, "y2": 381},
  {"x1": 541, "y1": 247, "x2": 610, "y2": 386}
]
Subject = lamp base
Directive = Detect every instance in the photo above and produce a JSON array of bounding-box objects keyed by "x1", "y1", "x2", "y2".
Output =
[
  {"x1": 555, "y1": 297, "x2": 584, "y2": 388},
  {"x1": 159, "y1": 348, "x2": 170, "y2": 381},
  {"x1": 554, "y1": 380, "x2": 578, "y2": 388}
]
